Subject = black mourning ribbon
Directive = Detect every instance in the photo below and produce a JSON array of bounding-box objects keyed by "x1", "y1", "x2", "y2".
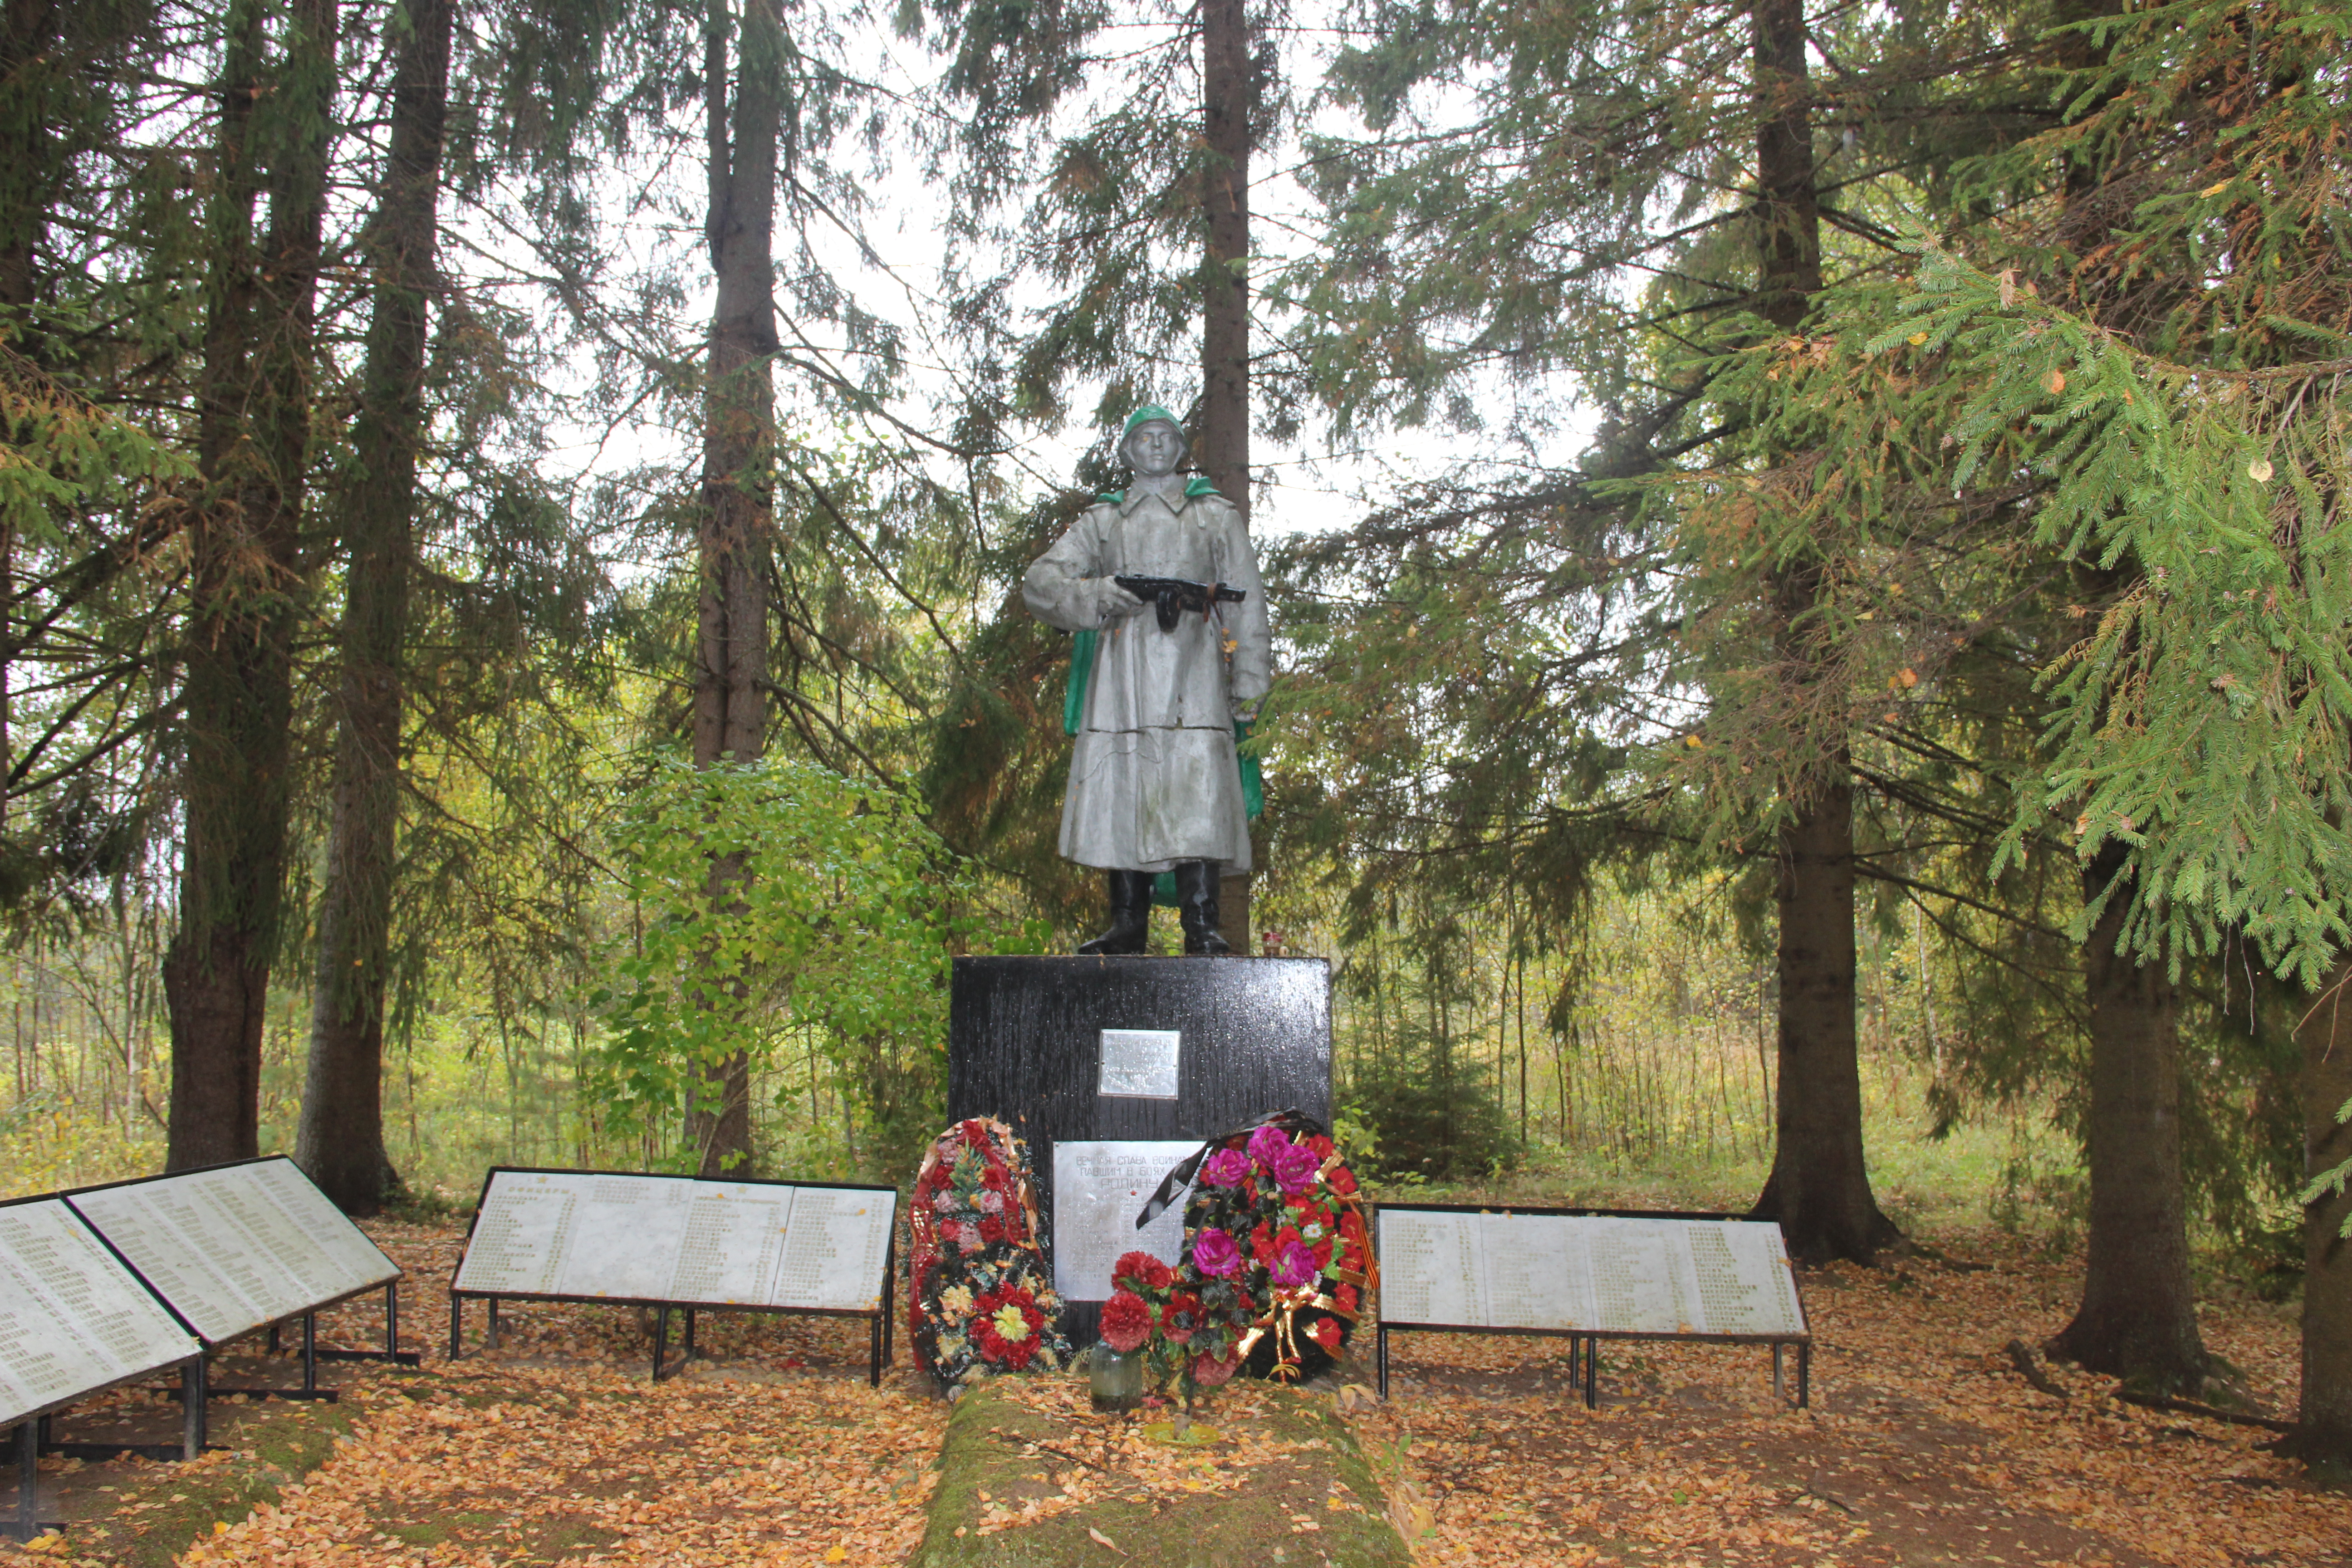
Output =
[{"x1": 1131, "y1": 1107, "x2": 1332, "y2": 1230}]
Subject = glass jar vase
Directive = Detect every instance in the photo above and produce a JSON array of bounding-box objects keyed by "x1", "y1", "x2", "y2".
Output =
[{"x1": 1088, "y1": 1342, "x2": 1146, "y2": 1412}]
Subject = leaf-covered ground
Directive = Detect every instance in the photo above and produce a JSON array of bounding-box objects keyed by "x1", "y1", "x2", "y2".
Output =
[
  {"x1": 1367, "y1": 1236, "x2": 2345, "y2": 1567},
  {"x1": 4, "y1": 1220, "x2": 2346, "y2": 1567}
]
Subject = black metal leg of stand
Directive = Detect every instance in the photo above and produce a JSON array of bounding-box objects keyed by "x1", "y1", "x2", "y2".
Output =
[
  {"x1": 15, "y1": 1418, "x2": 36, "y2": 1543},
  {"x1": 269, "y1": 1321, "x2": 282, "y2": 1357},
  {"x1": 303, "y1": 1313, "x2": 317, "y2": 1395},
  {"x1": 652, "y1": 1308, "x2": 669, "y2": 1382},
  {"x1": 448, "y1": 1295, "x2": 462, "y2": 1362},
  {"x1": 184, "y1": 1357, "x2": 206, "y2": 1460},
  {"x1": 868, "y1": 1313, "x2": 881, "y2": 1389},
  {"x1": 387, "y1": 1282, "x2": 399, "y2": 1358},
  {"x1": 486, "y1": 1297, "x2": 500, "y2": 1350},
  {"x1": 683, "y1": 1309, "x2": 696, "y2": 1362},
  {"x1": 1375, "y1": 1326, "x2": 1388, "y2": 1399},
  {"x1": 1584, "y1": 1337, "x2": 1599, "y2": 1410},
  {"x1": 1798, "y1": 1342, "x2": 1811, "y2": 1409}
]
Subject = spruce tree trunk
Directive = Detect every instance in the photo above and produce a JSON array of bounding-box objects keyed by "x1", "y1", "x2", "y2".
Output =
[
  {"x1": 2047, "y1": 844, "x2": 2206, "y2": 1386},
  {"x1": 1200, "y1": 0, "x2": 1252, "y2": 951},
  {"x1": 1741, "y1": 0, "x2": 1896, "y2": 1264},
  {"x1": 0, "y1": 0, "x2": 55, "y2": 314},
  {"x1": 166, "y1": 0, "x2": 336, "y2": 1170},
  {"x1": 2288, "y1": 963, "x2": 2352, "y2": 1463},
  {"x1": 295, "y1": 0, "x2": 451, "y2": 1214},
  {"x1": 685, "y1": 0, "x2": 780, "y2": 1179},
  {"x1": 0, "y1": 0, "x2": 58, "y2": 835}
]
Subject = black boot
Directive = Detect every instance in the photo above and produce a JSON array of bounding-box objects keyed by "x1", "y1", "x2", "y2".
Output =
[
  {"x1": 1078, "y1": 870, "x2": 1152, "y2": 955},
  {"x1": 1174, "y1": 862, "x2": 1231, "y2": 956}
]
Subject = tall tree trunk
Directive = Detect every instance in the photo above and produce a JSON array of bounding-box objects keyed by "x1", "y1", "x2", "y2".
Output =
[
  {"x1": 167, "y1": 0, "x2": 338, "y2": 1170},
  {"x1": 2046, "y1": 843, "x2": 2206, "y2": 1385},
  {"x1": 0, "y1": 0, "x2": 59, "y2": 844},
  {"x1": 1199, "y1": 0, "x2": 1252, "y2": 952},
  {"x1": 2286, "y1": 963, "x2": 2352, "y2": 1463},
  {"x1": 0, "y1": 0, "x2": 56, "y2": 316},
  {"x1": 684, "y1": 0, "x2": 779, "y2": 1179},
  {"x1": 1741, "y1": 0, "x2": 1897, "y2": 1264},
  {"x1": 295, "y1": 0, "x2": 451, "y2": 1214}
]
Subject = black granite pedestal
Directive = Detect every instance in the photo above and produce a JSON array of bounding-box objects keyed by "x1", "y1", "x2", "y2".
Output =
[{"x1": 946, "y1": 955, "x2": 1332, "y2": 1340}]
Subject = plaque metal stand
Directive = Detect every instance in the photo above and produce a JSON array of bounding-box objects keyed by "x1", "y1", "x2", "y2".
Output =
[
  {"x1": 1371, "y1": 1204, "x2": 1813, "y2": 1410},
  {"x1": 446, "y1": 1168, "x2": 899, "y2": 1386}
]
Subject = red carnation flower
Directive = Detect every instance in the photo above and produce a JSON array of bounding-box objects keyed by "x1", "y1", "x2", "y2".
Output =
[
  {"x1": 1112, "y1": 1250, "x2": 1174, "y2": 1294},
  {"x1": 1307, "y1": 1135, "x2": 1335, "y2": 1159},
  {"x1": 1308, "y1": 1316, "x2": 1342, "y2": 1353},
  {"x1": 1336, "y1": 1284, "x2": 1360, "y2": 1313},
  {"x1": 1328, "y1": 1166, "x2": 1358, "y2": 1196},
  {"x1": 978, "y1": 1214, "x2": 1007, "y2": 1244},
  {"x1": 1100, "y1": 1289, "x2": 1153, "y2": 1353},
  {"x1": 981, "y1": 1165, "x2": 1009, "y2": 1191}
]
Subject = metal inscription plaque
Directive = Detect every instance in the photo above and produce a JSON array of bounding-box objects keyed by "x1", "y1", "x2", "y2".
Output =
[
  {"x1": 454, "y1": 1172, "x2": 894, "y2": 1313},
  {"x1": 1376, "y1": 1211, "x2": 1806, "y2": 1338},
  {"x1": 66, "y1": 1157, "x2": 400, "y2": 1345},
  {"x1": 1097, "y1": 1028, "x2": 1181, "y2": 1099},
  {"x1": 0, "y1": 1199, "x2": 199, "y2": 1427},
  {"x1": 1050, "y1": 1140, "x2": 1196, "y2": 1302}
]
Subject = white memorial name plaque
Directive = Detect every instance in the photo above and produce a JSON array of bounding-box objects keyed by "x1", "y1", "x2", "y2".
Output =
[
  {"x1": 1052, "y1": 1140, "x2": 1196, "y2": 1301},
  {"x1": 455, "y1": 1171, "x2": 895, "y2": 1312},
  {"x1": 67, "y1": 1158, "x2": 400, "y2": 1345},
  {"x1": 1097, "y1": 1029, "x2": 1181, "y2": 1099},
  {"x1": 1375, "y1": 1210, "x2": 1804, "y2": 1338},
  {"x1": 0, "y1": 1200, "x2": 199, "y2": 1427},
  {"x1": 771, "y1": 1188, "x2": 894, "y2": 1312}
]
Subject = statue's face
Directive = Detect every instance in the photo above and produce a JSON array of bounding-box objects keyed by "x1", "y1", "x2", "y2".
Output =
[{"x1": 1122, "y1": 420, "x2": 1185, "y2": 479}]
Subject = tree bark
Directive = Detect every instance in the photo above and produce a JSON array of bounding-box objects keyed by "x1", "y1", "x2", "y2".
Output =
[
  {"x1": 1199, "y1": 0, "x2": 1252, "y2": 952},
  {"x1": 684, "y1": 0, "x2": 780, "y2": 1179},
  {"x1": 2046, "y1": 843, "x2": 2206, "y2": 1387},
  {"x1": 295, "y1": 0, "x2": 451, "y2": 1214},
  {"x1": 166, "y1": 0, "x2": 336, "y2": 1170},
  {"x1": 2280, "y1": 964, "x2": 2352, "y2": 1462},
  {"x1": 1741, "y1": 0, "x2": 1898, "y2": 1264}
]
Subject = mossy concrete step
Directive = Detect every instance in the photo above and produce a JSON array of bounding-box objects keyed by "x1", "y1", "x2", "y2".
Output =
[{"x1": 911, "y1": 1379, "x2": 1412, "y2": 1568}]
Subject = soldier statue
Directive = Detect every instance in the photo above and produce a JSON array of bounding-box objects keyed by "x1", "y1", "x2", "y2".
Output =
[{"x1": 1023, "y1": 406, "x2": 1271, "y2": 955}]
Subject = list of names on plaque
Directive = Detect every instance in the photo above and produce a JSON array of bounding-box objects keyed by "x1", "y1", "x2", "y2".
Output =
[
  {"x1": 771, "y1": 1189, "x2": 895, "y2": 1312},
  {"x1": 68, "y1": 1160, "x2": 400, "y2": 1344},
  {"x1": 0, "y1": 1200, "x2": 198, "y2": 1427},
  {"x1": 455, "y1": 1172, "x2": 894, "y2": 1314},
  {"x1": 549, "y1": 1176, "x2": 694, "y2": 1301},
  {"x1": 667, "y1": 1185, "x2": 793, "y2": 1305},
  {"x1": 1375, "y1": 1210, "x2": 1806, "y2": 1339},
  {"x1": 1051, "y1": 1141, "x2": 1194, "y2": 1302}
]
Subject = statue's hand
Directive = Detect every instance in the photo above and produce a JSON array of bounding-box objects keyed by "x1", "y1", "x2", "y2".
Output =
[{"x1": 1093, "y1": 579, "x2": 1147, "y2": 621}]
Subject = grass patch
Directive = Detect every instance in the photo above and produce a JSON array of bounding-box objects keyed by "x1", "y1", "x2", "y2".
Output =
[{"x1": 911, "y1": 1382, "x2": 1410, "y2": 1568}]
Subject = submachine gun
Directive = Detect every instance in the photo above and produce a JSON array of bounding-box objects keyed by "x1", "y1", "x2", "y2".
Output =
[{"x1": 1114, "y1": 574, "x2": 1247, "y2": 633}]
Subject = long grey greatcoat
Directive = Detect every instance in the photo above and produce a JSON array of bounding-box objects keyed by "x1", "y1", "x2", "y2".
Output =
[{"x1": 1022, "y1": 485, "x2": 1271, "y2": 872}]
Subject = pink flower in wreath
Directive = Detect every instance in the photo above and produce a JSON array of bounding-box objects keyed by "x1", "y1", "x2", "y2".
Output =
[
  {"x1": 1246, "y1": 1124, "x2": 1291, "y2": 1171},
  {"x1": 1200, "y1": 1148, "x2": 1250, "y2": 1188},
  {"x1": 1271, "y1": 1239, "x2": 1319, "y2": 1289},
  {"x1": 1268, "y1": 1142, "x2": 1320, "y2": 1194},
  {"x1": 1192, "y1": 1227, "x2": 1242, "y2": 1278},
  {"x1": 1192, "y1": 1348, "x2": 1240, "y2": 1388},
  {"x1": 933, "y1": 1190, "x2": 959, "y2": 1213},
  {"x1": 974, "y1": 1188, "x2": 1004, "y2": 1214}
]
